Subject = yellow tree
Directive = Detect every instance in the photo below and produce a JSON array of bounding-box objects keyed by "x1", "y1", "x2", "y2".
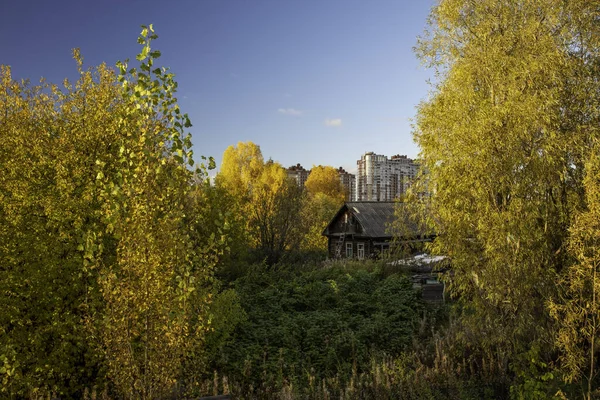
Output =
[
  {"x1": 0, "y1": 25, "x2": 220, "y2": 399},
  {"x1": 301, "y1": 165, "x2": 345, "y2": 252},
  {"x1": 305, "y1": 165, "x2": 346, "y2": 203},
  {"x1": 214, "y1": 141, "x2": 264, "y2": 260},
  {"x1": 0, "y1": 56, "x2": 125, "y2": 396},
  {"x1": 250, "y1": 161, "x2": 303, "y2": 264},
  {"x1": 93, "y1": 25, "x2": 217, "y2": 398},
  {"x1": 549, "y1": 146, "x2": 600, "y2": 399},
  {"x1": 217, "y1": 141, "x2": 264, "y2": 199},
  {"x1": 300, "y1": 192, "x2": 341, "y2": 251},
  {"x1": 413, "y1": 0, "x2": 600, "y2": 393},
  {"x1": 216, "y1": 142, "x2": 303, "y2": 264}
]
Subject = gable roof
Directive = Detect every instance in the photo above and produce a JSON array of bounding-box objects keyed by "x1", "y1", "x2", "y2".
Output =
[
  {"x1": 323, "y1": 201, "x2": 397, "y2": 238},
  {"x1": 348, "y1": 202, "x2": 396, "y2": 237}
]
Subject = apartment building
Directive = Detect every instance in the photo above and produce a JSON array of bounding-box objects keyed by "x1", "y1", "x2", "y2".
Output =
[
  {"x1": 337, "y1": 167, "x2": 356, "y2": 202},
  {"x1": 286, "y1": 163, "x2": 310, "y2": 187},
  {"x1": 356, "y1": 152, "x2": 419, "y2": 201}
]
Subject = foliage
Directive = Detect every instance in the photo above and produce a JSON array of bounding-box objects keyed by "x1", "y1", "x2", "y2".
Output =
[
  {"x1": 216, "y1": 142, "x2": 304, "y2": 265},
  {"x1": 0, "y1": 26, "x2": 220, "y2": 398},
  {"x1": 412, "y1": 0, "x2": 600, "y2": 395},
  {"x1": 202, "y1": 262, "x2": 424, "y2": 396},
  {"x1": 390, "y1": 200, "x2": 433, "y2": 260},
  {"x1": 305, "y1": 165, "x2": 346, "y2": 204},
  {"x1": 187, "y1": 176, "x2": 248, "y2": 280},
  {"x1": 250, "y1": 161, "x2": 304, "y2": 264},
  {"x1": 89, "y1": 25, "x2": 221, "y2": 398},
  {"x1": 549, "y1": 145, "x2": 600, "y2": 399},
  {"x1": 181, "y1": 287, "x2": 247, "y2": 393},
  {"x1": 509, "y1": 346, "x2": 558, "y2": 400},
  {"x1": 299, "y1": 165, "x2": 346, "y2": 253},
  {"x1": 0, "y1": 54, "x2": 122, "y2": 396},
  {"x1": 217, "y1": 141, "x2": 264, "y2": 200},
  {"x1": 300, "y1": 192, "x2": 341, "y2": 252}
]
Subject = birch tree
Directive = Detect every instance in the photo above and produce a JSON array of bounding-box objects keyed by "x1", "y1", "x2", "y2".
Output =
[
  {"x1": 216, "y1": 142, "x2": 303, "y2": 265},
  {"x1": 413, "y1": 0, "x2": 600, "y2": 389},
  {"x1": 0, "y1": 26, "x2": 219, "y2": 398},
  {"x1": 94, "y1": 25, "x2": 216, "y2": 398}
]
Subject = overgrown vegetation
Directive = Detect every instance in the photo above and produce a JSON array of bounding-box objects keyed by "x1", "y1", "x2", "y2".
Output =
[
  {"x1": 0, "y1": 24, "x2": 429, "y2": 399},
  {"x1": 206, "y1": 263, "x2": 424, "y2": 394},
  {"x1": 408, "y1": 0, "x2": 600, "y2": 398},
  {"x1": 0, "y1": 25, "x2": 221, "y2": 398},
  {"x1": 3, "y1": 0, "x2": 600, "y2": 397}
]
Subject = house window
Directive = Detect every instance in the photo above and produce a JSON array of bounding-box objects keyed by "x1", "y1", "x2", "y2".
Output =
[
  {"x1": 357, "y1": 243, "x2": 364, "y2": 259},
  {"x1": 346, "y1": 242, "x2": 353, "y2": 258}
]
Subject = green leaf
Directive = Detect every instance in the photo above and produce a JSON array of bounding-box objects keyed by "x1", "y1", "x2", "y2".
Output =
[{"x1": 136, "y1": 45, "x2": 150, "y2": 61}]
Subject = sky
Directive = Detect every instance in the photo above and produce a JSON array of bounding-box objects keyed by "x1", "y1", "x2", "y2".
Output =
[{"x1": 1, "y1": 0, "x2": 436, "y2": 174}]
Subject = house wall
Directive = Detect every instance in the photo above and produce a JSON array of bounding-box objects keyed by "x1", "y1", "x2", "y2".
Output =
[
  {"x1": 328, "y1": 237, "x2": 391, "y2": 259},
  {"x1": 328, "y1": 237, "x2": 336, "y2": 259}
]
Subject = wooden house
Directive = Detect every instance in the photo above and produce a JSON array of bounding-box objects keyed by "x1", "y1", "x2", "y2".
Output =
[
  {"x1": 321, "y1": 202, "x2": 394, "y2": 259},
  {"x1": 322, "y1": 201, "x2": 433, "y2": 260},
  {"x1": 323, "y1": 202, "x2": 445, "y2": 301}
]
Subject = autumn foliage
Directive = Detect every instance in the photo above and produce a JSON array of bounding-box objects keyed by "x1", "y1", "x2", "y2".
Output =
[
  {"x1": 0, "y1": 26, "x2": 221, "y2": 398},
  {"x1": 3, "y1": 2, "x2": 600, "y2": 397},
  {"x1": 411, "y1": 0, "x2": 600, "y2": 397}
]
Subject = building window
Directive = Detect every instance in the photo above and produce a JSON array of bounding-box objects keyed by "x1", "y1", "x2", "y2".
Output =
[
  {"x1": 357, "y1": 243, "x2": 364, "y2": 259},
  {"x1": 346, "y1": 242, "x2": 353, "y2": 258}
]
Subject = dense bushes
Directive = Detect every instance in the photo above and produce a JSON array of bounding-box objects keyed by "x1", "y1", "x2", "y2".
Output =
[
  {"x1": 0, "y1": 27, "x2": 221, "y2": 398},
  {"x1": 200, "y1": 262, "x2": 427, "y2": 397}
]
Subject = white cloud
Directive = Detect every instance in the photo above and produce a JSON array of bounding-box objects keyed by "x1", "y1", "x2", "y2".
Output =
[
  {"x1": 278, "y1": 108, "x2": 303, "y2": 116},
  {"x1": 325, "y1": 118, "x2": 342, "y2": 127}
]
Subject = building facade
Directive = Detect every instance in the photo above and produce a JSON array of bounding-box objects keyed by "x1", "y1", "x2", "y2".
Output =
[
  {"x1": 286, "y1": 163, "x2": 310, "y2": 188},
  {"x1": 337, "y1": 167, "x2": 356, "y2": 202},
  {"x1": 356, "y1": 152, "x2": 419, "y2": 201}
]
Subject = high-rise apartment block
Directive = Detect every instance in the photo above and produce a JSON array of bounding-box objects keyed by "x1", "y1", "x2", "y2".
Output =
[
  {"x1": 356, "y1": 152, "x2": 419, "y2": 201},
  {"x1": 337, "y1": 167, "x2": 356, "y2": 202},
  {"x1": 286, "y1": 163, "x2": 310, "y2": 187}
]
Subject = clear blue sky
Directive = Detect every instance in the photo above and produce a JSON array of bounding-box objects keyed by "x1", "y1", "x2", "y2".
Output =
[{"x1": 1, "y1": 0, "x2": 435, "y2": 174}]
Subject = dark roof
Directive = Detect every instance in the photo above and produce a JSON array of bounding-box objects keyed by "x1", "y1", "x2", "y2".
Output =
[
  {"x1": 323, "y1": 201, "x2": 433, "y2": 239},
  {"x1": 322, "y1": 201, "x2": 398, "y2": 238},
  {"x1": 347, "y1": 202, "x2": 396, "y2": 237}
]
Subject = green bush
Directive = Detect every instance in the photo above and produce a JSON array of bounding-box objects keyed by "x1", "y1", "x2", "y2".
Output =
[{"x1": 202, "y1": 262, "x2": 425, "y2": 394}]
